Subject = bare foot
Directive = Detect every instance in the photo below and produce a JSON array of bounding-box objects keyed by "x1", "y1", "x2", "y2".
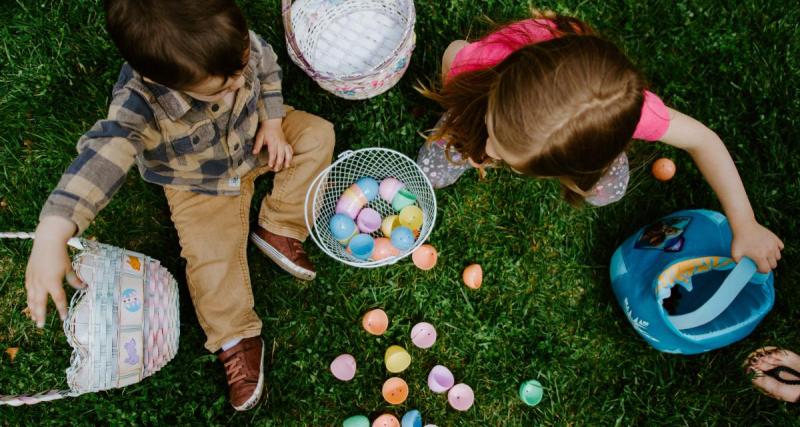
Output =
[{"x1": 745, "y1": 347, "x2": 800, "y2": 403}]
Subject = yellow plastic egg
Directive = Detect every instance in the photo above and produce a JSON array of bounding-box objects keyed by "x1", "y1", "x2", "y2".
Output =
[
  {"x1": 381, "y1": 215, "x2": 400, "y2": 237},
  {"x1": 382, "y1": 377, "x2": 409, "y2": 405},
  {"x1": 412, "y1": 244, "x2": 438, "y2": 270},
  {"x1": 399, "y1": 205, "x2": 423, "y2": 231},
  {"x1": 463, "y1": 264, "x2": 483, "y2": 289},
  {"x1": 362, "y1": 309, "x2": 389, "y2": 335},
  {"x1": 385, "y1": 345, "x2": 411, "y2": 373}
]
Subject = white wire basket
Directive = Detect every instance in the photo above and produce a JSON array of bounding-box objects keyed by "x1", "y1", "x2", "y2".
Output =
[
  {"x1": 283, "y1": 0, "x2": 416, "y2": 100},
  {"x1": 305, "y1": 148, "x2": 436, "y2": 267},
  {"x1": 0, "y1": 233, "x2": 180, "y2": 406}
]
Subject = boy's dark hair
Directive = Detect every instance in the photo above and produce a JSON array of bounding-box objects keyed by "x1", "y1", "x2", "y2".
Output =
[{"x1": 104, "y1": 0, "x2": 250, "y2": 90}]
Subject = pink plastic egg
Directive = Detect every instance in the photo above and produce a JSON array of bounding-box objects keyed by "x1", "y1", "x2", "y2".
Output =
[
  {"x1": 373, "y1": 237, "x2": 400, "y2": 261},
  {"x1": 462, "y1": 264, "x2": 483, "y2": 289},
  {"x1": 330, "y1": 354, "x2": 357, "y2": 381},
  {"x1": 356, "y1": 208, "x2": 382, "y2": 233},
  {"x1": 410, "y1": 322, "x2": 437, "y2": 349},
  {"x1": 380, "y1": 178, "x2": 405, "y2": 203},
  {"x1": 372, "y1": 414, "x2": 401, "y2": 427},
  {"x1": 448, "y1": 383, "x2": 475, "y2": 411},
  {"x1": 427, "y1": 365, "x2": 455, "y2": 393},
  {"x1": 362, "y1": 309, "x2": 389, "y2": 335},
  {"x1": 411, "y1": 244, "x2": 437, "y2": 270}
]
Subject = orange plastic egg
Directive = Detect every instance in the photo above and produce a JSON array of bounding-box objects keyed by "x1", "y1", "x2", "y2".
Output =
[
  {"x1": 412, "y1": 244, "x2": 438, "y2": 270},
  {"x1": 382, "y1": 377, "x2": 409, "y2": 405},
  {"x1": 463, "y1": 264, "x2": 483, "y2": 289},
  {"x1": 652, "y1": 158, "x2": 676, "y2": 181},
  {"x1": 362, "y1": 309, "x2": 389, "y2": 335},
  {"x1": 373, "y1": 237, "x2": 400, "y2": 261},
  {"x1": 372, "y1": 414, "x2": 400, "y2": 427}
]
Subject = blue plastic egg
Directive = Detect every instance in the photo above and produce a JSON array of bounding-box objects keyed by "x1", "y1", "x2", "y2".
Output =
[
  {"x1": 348, "y1": 233, "x2": 375, "y2": 260},
  {"x1": 390, "y1": 226, "x2": 415, "y2": 251},
  {"x1": 330, "y1": 214, "x2": 358, "y2": 244},
  {"x1": 355, "y1": 177, "x2": 380, "y2": 202},
  {"x1": 401, "y1": 410, "x2": 422, "y2": 427}
]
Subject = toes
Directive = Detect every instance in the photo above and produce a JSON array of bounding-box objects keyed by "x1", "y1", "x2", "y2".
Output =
[
  {"x1": 753, "y1": 374, "x2": 800, "y2": 403},
  {"x1": 751, "y1": 358, "x2": 779, "y2": 373}
]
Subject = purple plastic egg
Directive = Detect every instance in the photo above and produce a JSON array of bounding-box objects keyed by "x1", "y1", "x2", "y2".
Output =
[
  {"x1": 356, "y1": 208, "x2": 382, "y2": 234},
  {"x1": 330, "y1": 354, "x2": 357, "y2": 381},
  {"x1": 410, "y1": 322, "x2": 437, "y2": 349},
  {"x1": 427, "y1": 365, "x2": 455, "y2": 393},
  {"x1": 448, "y1": 383, "x2": 474, "y2": 411},
  {"x1": 380, "y1": 178, "x2": 405, "y2": 203}
]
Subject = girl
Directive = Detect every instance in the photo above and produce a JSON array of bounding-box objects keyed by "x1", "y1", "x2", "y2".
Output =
[{"x1": 417, "y1": 11, "x2": 783, "y2": 273}]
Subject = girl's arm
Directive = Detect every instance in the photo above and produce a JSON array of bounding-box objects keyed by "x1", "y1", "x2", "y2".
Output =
[{"x1": 659, "y1": 107, "x2": 783, "y2": 272}]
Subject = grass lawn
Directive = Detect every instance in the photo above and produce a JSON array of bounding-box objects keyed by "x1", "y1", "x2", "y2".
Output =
[{"x1": 1, "y1": 0, "x2": 799, "y2": 425}]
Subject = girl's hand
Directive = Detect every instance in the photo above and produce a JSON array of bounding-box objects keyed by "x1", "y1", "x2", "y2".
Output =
[
  {"x1": 731, "y1": 220, "x2": 784, "y2": 273},
  {"x1": 25, "y1": 216, "x2": 84, "y2": 328},
  {"x1": 253, "y1": 118, "x2": 293, "y2": 172}
]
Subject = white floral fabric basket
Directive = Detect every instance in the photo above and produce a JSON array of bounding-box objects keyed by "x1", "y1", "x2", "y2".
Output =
[
  {"x1": 283, "y1": 0, "x2": 416, "y2": 99},
  {"x1": 0, "y1": 233, "x2": 180, "y2": 406}
]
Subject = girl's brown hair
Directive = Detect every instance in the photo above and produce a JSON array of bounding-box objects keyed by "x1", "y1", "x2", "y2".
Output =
[{"x1": 420, "y1": 13, "x2": 647, "y2": 205}]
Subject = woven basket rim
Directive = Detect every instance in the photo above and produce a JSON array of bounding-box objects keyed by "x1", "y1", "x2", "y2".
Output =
[{"x1": 283, "y1": 0, "x2": 416, "y2": 81}]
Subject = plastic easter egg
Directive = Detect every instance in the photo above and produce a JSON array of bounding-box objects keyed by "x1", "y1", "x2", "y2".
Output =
[
  {"x1": 391, "y1": 189, "x2": 417, "y2": 211},
  {"x1": 427, "y1": 365, "x2": 455, "y2": 393},
  {"x1": 411, "y1": 244, "x2": 437, "y2": 270},
  {"x1": 348, "y1": 234, "x2": 375, "y2": 260},
  {"x1": 462, "y1": 264, "x2": 483, "y2": 289},
  {"x1": 330, "y1": 214, "x2": 358, "y2": 244},
  {"x1": 410, "y1": 322, "x2": 437, "y2": 349},
  {"x1": 380, "y1": 177, "x2": 405, "y2": 203},
  {"x1": 448, "y1": 383, "x2": 474, "y2": 411},
  {"x1": 356, "y1": 208, "x2": 382, "y2": 234},
  {"x1": 401, "y1": 410, "x2": 422, "y2": 427},
  {"x1": 390, "y1": 226, "x2": 415, "y2": 252},
  {"x1": 362, "y1": 309, "x2": 389, "y2": 335},
  {"x1": 519, "y1": 379, "x2": 544, "y2": 406},
  {"x1": 343, "y1": 415, "x2": 371, "y2": 427},
  {"x1": 381, "y1": 215, "x2": 400, "y2": 237},
  {"x1": 382, "y1": 377, "x2": 409, "y2": 405},
  {"x1": 373, "y1": 237, "x2": 400, "y2": 261},
  {"x1": 336, "y1": 185, "x2": 369, "y2": 219},
  {"x1": 356, "y1": 177, "x2": 380, "y2": 201},
  {"x1": 399, "y1": 205, "x2": 424, "y2": 231},
  {"x1": 652, "y1": 158, "x2": 676, "y2": 181},
  {"x1": 330, "y1": 354, "x2": 357, "y2": 381},
  {"x1": 385, "y1": 345, "x2": 411, "y2": 373},
  {"x1": 372, "y1": 414, "x2": 401, "y2": 427}
]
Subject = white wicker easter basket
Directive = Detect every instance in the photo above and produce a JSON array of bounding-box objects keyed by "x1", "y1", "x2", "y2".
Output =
[
  {"x1": 0, "y1": 233, "x2": 180, "y2": 406},
  {"x1": 283, "y1": 0, "x2": 416, "y2": 99},
  {"x1": 305, "y1": 148, "x2": 436, "y2": 268}
]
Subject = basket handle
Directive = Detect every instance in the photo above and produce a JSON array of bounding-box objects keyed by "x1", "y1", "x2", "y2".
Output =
[
  {"x1": 281, "y1": 0, "x2": 319, "y2": 79},
  {"x1": 668, "y1": 257, "x2": 764, "y2": 330},
  {"x1": 0, "y1": 232, "x2": 84, "y2": 250},
  {"x1": 0, "y1": 232, "x2": 83, "y2": 405}
]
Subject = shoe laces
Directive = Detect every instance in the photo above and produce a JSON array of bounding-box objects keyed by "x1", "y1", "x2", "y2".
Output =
[
  {"x1": 224, "y1": 354, "x2": 248, "y2": 385},
  {"x1": 290, "y1": 239, "x2": 306, "y2": 256}
]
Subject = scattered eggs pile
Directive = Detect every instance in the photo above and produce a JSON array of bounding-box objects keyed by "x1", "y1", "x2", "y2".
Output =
[{"x1": 330, "y1": 177, "x2": 426, "y2": 261}]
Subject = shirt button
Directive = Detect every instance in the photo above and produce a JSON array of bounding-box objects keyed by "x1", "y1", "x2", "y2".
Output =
[
  {"x1": 211, "y1": 104, "x2": 220, "y2": 112},
  {"x1": 237, "y1": 159, "x2": 243, "y2": 166}
]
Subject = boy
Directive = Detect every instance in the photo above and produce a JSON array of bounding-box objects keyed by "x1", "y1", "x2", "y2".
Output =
[{"x1": 24, "y1": 0, "x2": 334, "y2": 411}]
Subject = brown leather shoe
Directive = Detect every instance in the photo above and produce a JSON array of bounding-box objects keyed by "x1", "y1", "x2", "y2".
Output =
[
  {"x1": 218, "y1": 337, "x2": 265, "y2": 411},
  {"x1": 250, "y1": 226, "x2": 316, "y2": 280}
]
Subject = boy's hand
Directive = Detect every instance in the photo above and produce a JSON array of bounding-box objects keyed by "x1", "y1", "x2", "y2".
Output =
[
  {"x1": 25, "y1": 216, "x2": 84, "y2": 328},
  {"x1": 731, "y1": 220, "x2": 784, "y2": 273},
  {"x1": 253, "y1": 118, "x2": 293, "y2": 172}
]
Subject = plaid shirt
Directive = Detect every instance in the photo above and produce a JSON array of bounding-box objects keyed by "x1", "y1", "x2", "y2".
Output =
[{"x1": 41, "y1": 31, "x2": 285, "y2": 234}]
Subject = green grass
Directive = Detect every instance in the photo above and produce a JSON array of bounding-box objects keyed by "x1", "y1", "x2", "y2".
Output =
[{"x1": 1, "y1": 0, "x2": 799, "y2": 425}]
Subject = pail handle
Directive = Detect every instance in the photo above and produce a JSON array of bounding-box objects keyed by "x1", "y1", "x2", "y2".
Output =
[{"x1": 668, "y1": 257, "x2": 760, "y2": 330}]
